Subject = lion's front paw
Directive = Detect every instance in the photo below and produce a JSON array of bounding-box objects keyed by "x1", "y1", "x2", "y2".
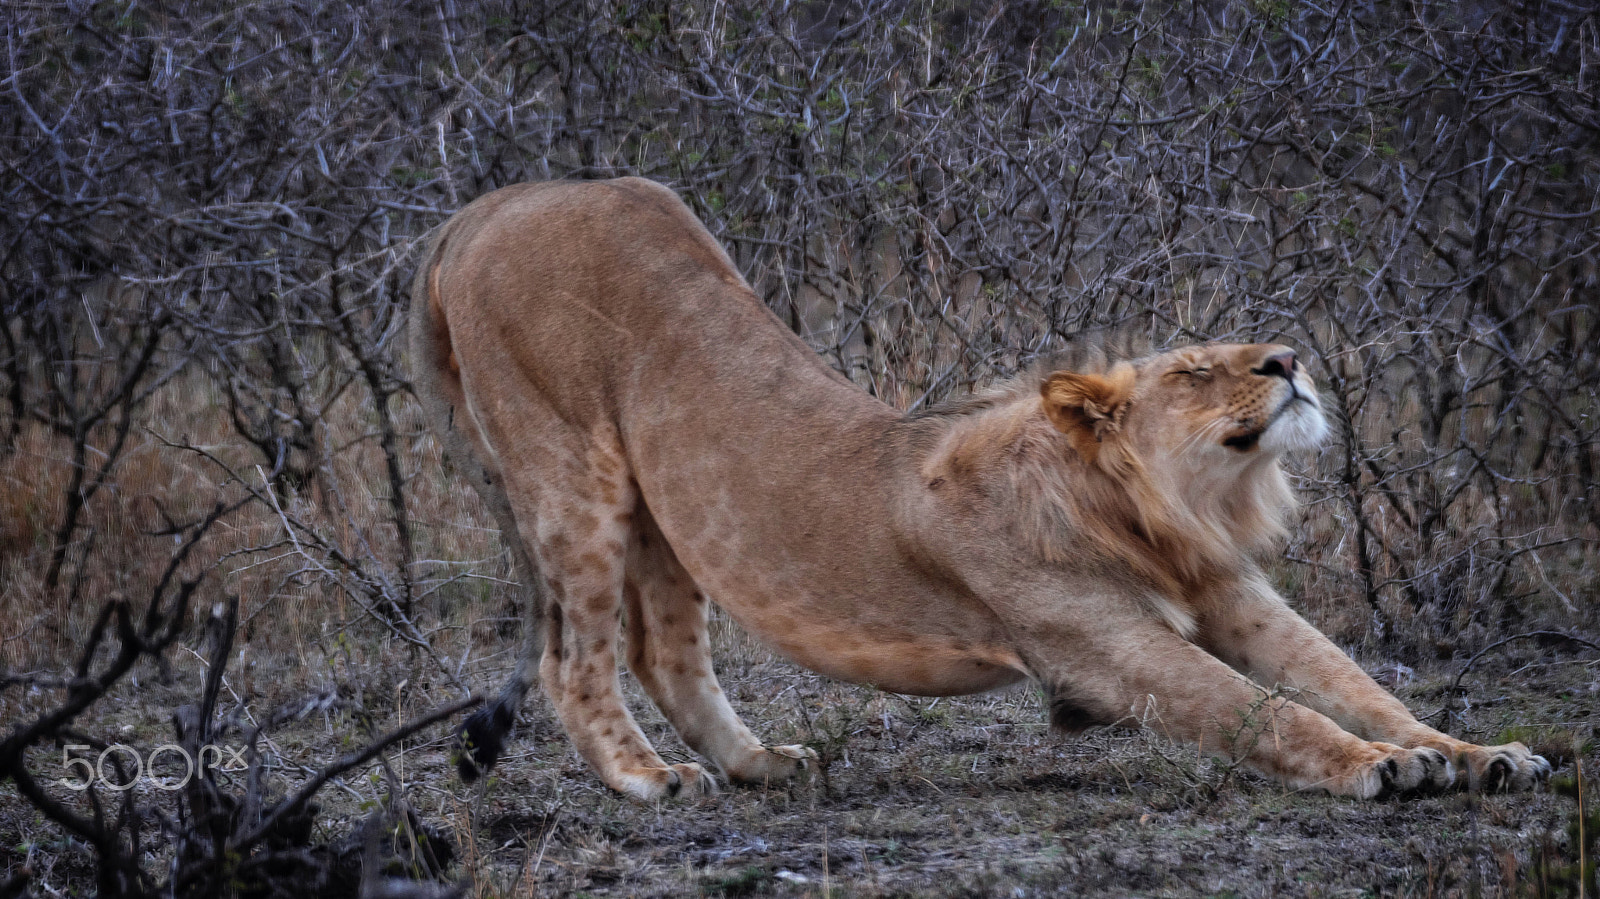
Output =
[
  {"x1": 1333, "y1": 744, "x2": 1454, "y2": 799},
  {"x1": 1375, "y1": 745, "x2": 1455, "y2": 798},
  {"x1": 724, "y1": 744, "x2": 819, "y2": 785},
  {"x1": 614, "y1": 762, "x2": 719, "y2": 801},
  {"x1": 1444, "y1": 742, "x2": 1552, "y2": 793}
]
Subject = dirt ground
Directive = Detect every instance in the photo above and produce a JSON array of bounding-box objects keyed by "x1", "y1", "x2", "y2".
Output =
[{"x1": 3, "y1": 619, "x2": 1594, "y2": 898}]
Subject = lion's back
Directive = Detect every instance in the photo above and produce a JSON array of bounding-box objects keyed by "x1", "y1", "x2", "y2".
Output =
[{"x1": 435, "y1": 177, "x2": 738, "y2": 295}]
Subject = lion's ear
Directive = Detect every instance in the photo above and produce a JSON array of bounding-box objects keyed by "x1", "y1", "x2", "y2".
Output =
[{"x1": 1040, "y1": 364, "x2": 1136, "y2": 464}]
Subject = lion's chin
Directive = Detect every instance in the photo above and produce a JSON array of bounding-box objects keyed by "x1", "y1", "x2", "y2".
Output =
[{"x1": 1258, "y1": 396, "x2": 1328, "y2": 454}]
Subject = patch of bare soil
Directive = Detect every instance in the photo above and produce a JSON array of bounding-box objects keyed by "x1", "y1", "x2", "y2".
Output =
[{"x1": 3, "y1": 640, "x2": 1593, "y2": 897}]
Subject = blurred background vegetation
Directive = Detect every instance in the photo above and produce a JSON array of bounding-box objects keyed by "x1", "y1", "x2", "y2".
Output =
[{"x1": 3, "y1": 1, "x2": 1597, "y2": 895}]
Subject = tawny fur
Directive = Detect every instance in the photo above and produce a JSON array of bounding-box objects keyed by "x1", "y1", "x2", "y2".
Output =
[{"x1": 411, "y1": 177, "x2": 1550, "y2": 802}]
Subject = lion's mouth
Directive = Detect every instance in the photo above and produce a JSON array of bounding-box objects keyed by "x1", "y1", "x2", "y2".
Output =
[
  {"x1": 1222, "y1": 391, "x2": 1315, "y2": 452},
  {"x1": 1222, "y1": 429, "x2": 1262, "y2": 451}
]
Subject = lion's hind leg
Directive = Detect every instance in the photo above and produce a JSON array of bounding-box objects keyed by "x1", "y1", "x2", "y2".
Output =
[
  {"x1": 623, "y1": 510, "x2": 816, "y2": 786},
  {"x1": 505, "y1": 437, "x2": 715, "y2": 801}
]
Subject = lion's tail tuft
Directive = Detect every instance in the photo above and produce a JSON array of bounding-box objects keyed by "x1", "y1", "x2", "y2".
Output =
[{"x1": 454, "y1": 695, "x2": 517, "y2": 782}]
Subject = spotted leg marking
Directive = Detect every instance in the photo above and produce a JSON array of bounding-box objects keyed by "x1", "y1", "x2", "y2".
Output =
[
  {"x1": 623, "y1": 509, "x2": 816, "y2": 785},
  {"x1": 513, "y1": 435, "x2": 715, "y2": 801}
]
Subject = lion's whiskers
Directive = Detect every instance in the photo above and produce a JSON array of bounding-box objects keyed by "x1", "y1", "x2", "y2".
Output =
[{"x1": 1177, "y1": 418, "x2": 1230, "y2": 459}]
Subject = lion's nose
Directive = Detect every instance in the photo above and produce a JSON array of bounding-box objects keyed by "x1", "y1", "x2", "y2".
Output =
[{"x1": 1254, "y1": 350, "x2": 1296, "y2": 380}]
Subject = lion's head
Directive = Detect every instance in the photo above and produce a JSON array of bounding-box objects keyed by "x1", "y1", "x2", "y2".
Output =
[
  {"x1": 1041, "y1": 342, "x2": 1327, "y2": 473},
  {"x1": 1042, "y1": 342, "x2": 1327, "y2": 589},
  {"x1": 924, "y1": 343, "x2": 1328, "y2": 614}
]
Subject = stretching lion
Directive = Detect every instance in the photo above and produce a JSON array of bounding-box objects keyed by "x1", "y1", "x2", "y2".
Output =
[{"x1": 410, "y1": 177, "x2": 1549, "y2": 801}]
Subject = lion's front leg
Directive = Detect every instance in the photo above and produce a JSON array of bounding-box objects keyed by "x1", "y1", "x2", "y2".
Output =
[
  {"x1": 1038, "y1": 625, "x2": 1453, "y2": 798},
  {"x1": 1196, "y1": 575, "x2": 1550, "y2": 792}
]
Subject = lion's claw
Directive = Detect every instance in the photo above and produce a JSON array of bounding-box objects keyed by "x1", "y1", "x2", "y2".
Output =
[{"x1": 1454, "y1": 742, "x2": 1550, "y2": 793}]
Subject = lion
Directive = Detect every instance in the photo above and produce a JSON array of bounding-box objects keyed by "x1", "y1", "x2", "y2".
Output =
[{"x1": 409, "y1": 177, "x2": 1550, "y2": 801}]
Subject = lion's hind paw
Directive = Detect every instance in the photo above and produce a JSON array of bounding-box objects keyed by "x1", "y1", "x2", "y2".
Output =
[
  {"x1": 724, "y1": 744, "x2": 819, "y2": 786},
  {"x1": 615, "y1": 762, "x2": 719, "y2": 801},
  {"x1": 768, "y1": 743, "x2": 819, "y2": 765}
]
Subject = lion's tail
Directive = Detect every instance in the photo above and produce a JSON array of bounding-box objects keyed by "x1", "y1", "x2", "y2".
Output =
[
  {"x1": 455, "y1": 674, "x2": 531, "y2": 783},
  {"x1": 409, "y1": 226, "x2": 544, "y2": 784}
]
